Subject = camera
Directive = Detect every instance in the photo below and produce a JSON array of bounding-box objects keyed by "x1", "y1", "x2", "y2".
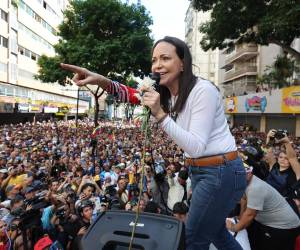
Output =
[
  {"x1": 104, "y1": 184, "x2": 117, "y2": 197},
  {"x1": 153, "y1": 160, "x2": 166, "y2": 183},
  {"x1": 154, "y1": 160, "x2": 165, "y2": 175},
  {"x1": 55, "y1": 207, "x2": 65, "y2": 219},
  {"x1": 242, "y1": 138, "x2": 264, "y2": 162},
  {"x1": 274, "y1": 129, "x2": 288, "y2": 140}
]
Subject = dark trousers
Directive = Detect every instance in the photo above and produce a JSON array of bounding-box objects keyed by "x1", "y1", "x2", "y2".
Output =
[{"x1": 247, "y1": 220, "x2": 300, "y2": 250}]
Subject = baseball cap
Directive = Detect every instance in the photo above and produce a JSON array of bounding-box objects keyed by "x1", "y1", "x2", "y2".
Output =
[
  {"x1": 34, "y1": 235, "x2": 53, "y2": 250},
  {"x1": 24, "y1": 186, "x2": 35, "y2": 194}
]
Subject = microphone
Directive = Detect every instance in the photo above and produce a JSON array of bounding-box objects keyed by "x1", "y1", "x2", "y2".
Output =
[{"x1": 150, "y1": 73, "x2": 160, "y2": 93}]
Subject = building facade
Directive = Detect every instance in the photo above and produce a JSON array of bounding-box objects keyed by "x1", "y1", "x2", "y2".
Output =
[
  {"x1": 220, "y1": 43, "x2": 282, "y2": 97},
  {"x1": 0, "y1": 0, "x2": 89, "y2": 123},
  {"x1": 184, "y1": 3, "x2": 300, "y2": 135},
  {"x1": 185, "y1": 5, "x2": 219, "y2": 85}
]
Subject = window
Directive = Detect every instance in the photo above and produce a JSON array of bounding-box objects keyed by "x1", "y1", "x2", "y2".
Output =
[
  {"x1": 10, "y1": 29, "x2": 18, "y2": 54},
  {"x1": 19, "y1": 1, "x2": 26, "y2": 10},
  {"x1": 31, "y1": 52, "x2": 37, "y2": 61},
  {"x1": 20, "y1": 0, "x2": 57, "y2": 35},
  {"x1": 6, "y1": 85, "x2": 14, "y2": 96},
  {"x1": 24, "y1": 49, "x2": 30, "y2": 57},
  {"x1": 18, "y1": 45, "x2": 40, "y2": 61},
  {"x1": 18, "y1": 23, "x2": 54, "y2": 52},
  {"x1": 0, "y1": 62, "x2": 7, "y2": 73},
  {"x1": 225, "y1": 64, "x2": 234, "y2": 72},
  {"x1": 26, "y1": 6, "x2": 34, "y2": 18},
  {"x1": 42, "y1": 19, "x2": 47, "y2": 28},
  {"x1": 225, "y1": 45, "x2": 235, "y2": 55},
  {"x1": 18, "y1": 46, "x2": 24, "y2": 55},
  {"x1": 2, "y1": 36, "x2": 8, "y2": 48},
  {"x1": 10, "y1": 54, "x2": 18, "y2": 82},
  {"x1": 1, "y1": 9, "x2": 8, "y2": 22},
  {"x1": 35, "y1": 14, "x2": 41, "y2": 23}
]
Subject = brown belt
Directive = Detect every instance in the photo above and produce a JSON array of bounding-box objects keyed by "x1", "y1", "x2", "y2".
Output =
[{"x1": 185, "y1": 151, "x2": 238, "y2": 167}]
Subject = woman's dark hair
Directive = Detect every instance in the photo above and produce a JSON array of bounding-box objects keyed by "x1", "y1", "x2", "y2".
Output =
[
  {"x1": 152, "y1": 36, "x2": 197, "y2": 114},
  {"x1": 173, "y1": 201, "x2": 189, "y2": 214},
  {"x1": 81, "y1": 182, "x2": 96, "y2": 193}
]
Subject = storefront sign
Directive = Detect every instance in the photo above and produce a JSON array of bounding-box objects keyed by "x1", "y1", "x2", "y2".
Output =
[
  {"x1": 44, "y1": 107, "x2": 59, "y2": 113},
  {"x1": 225, "y1": 97, "x2": 237, "y2": 113},
  {"x1": 29, "y1": 104, "x2": 42, "y2": 113},
  {"x1": 18, "y1": 103, "x2": 29, "y2": 112},
  {"x1": 70, "y1": 108, "x2": 87, "y2": 114},
  {"x1": 282, "y1": 86, "x2": 300, "y2": 113},
  {"x1": 245, "y1": 96, "x2": 267, "y2": 112}
]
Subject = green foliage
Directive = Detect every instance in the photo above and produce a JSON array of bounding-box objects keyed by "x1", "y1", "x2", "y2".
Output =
[
  {"x1": 126, "y1": 78, "x2": 139, "y2": 88},
  {"x1": 192, "y1": 0, "x2": 300, "y2": 59},
  {"x1": 11, "y1": 0, "x2": 18, "y2": 8},
  {"x1": 257, "y1": 55, "x2": 296, "y2": 88},
  {"x1": 35, "y1": 55, "x2": 72, "y2": 85},
  {"x1": 35, "y1": 0, "x2": 153, "y2": 85}
]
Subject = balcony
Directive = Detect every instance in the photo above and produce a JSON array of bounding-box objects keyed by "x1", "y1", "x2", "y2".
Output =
[
  {"x1": 225, "y1": 45, "x2": 258, "y2": 65},
  {"x1": 224, "y1": 66, "x2": 257, "y2": 82}
]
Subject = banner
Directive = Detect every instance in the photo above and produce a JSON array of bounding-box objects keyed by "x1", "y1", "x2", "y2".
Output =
[
  {"x1": 225, "y1": 97, "x2": 237, "y2": 113},
  {"x1": 44, "y1": 107, "x2": 59, "y2": 113},
  {"x1": 18, "y1": 103, "x2": 29, "y2": 112},
  {"x1": 29, "y1": 104, "x2": 42, "y2": 113},
  {"x1": 245, "y1": 96, "x2": 267, "y2": 112},
  {"x1": 282, "y1": 86, "x2": 300, "y2": 113}
]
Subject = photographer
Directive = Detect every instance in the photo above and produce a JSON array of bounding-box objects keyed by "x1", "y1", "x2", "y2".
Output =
[
  {"x1": 150, "y1": 160, "x2": 170, "y2": 215},
  {"x1": 48, "y1": 201, "x2": 78, "y2": 249},
  {"x1": 265, "y1": 129, "x2": 300, "y2": 214},
  {"x1": 238, "y1": 138, "x2": 269, "y2": 181}
]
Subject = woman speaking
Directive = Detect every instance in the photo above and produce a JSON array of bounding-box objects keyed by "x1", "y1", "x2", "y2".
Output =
[{"x1": 61, "y1": 36, "x2": 247, "y2": 250}]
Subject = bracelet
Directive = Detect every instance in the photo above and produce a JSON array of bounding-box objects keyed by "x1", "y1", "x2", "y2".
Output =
[
  {"x1": 231, "y1": 223, "x2": 237, "y2": 232},
  {"x1": 156, "y1": 113, "x2": 168, "y2": 124}
]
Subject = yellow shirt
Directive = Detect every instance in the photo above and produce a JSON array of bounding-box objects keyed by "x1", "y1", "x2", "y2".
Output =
[{"x1": 8, "y1": 174, "x2": 27, "y2": 186}]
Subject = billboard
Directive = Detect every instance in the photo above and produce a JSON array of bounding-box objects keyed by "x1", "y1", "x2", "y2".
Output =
[
  {"x1": 282, "y1": 86, "x2": 300, "y2": 113},
  {"x1": 225, "y1": 86, "x2": 300, "y2": 114}
]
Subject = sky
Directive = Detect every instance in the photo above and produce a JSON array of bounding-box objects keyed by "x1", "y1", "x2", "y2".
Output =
[{"x1": 128, "y1": 0, "x2": 190, "y2": 41}]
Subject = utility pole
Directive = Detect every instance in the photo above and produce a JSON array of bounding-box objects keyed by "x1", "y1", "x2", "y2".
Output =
[{"x1": 75, "y1": 87, "x2": 80, "y2": 128}]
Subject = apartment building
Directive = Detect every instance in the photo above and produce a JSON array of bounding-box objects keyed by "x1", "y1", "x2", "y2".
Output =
[
  {"x1": 221, "y1": 42, "x2": 300, "y2": 136},
  {"x1": 0, "y1": 0, "x2": 89, "y2": 123},
  {"x1": 185, "y1": 4, "x2": 219, "y2": 85},
  {"x1": 220, "y1": 43, "x2": 282, "y2": 97}
]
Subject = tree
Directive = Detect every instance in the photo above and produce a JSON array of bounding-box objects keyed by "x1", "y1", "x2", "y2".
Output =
[
  {"x1": 257, "y1": 55, "x2": 296, "y2": 89},
  {"x1": 192, "y1": 0, "x2": 300, "y2": 59},
  {"x1": 35, "y1": 0, "x2": 153, "y2": 126}
]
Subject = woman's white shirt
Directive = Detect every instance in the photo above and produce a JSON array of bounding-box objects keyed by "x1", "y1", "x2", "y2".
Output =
[{"x1": 161, "y1": 78, "x2": 236, "y2": 158}]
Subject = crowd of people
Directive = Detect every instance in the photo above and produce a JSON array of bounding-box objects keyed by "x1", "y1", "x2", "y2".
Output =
[
  {"x1": 0, "y1": 119, "x2": 189, "y2": 249},
  {"x1": 0, "y1": 119, "x2": 299, "y2": 249}
]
